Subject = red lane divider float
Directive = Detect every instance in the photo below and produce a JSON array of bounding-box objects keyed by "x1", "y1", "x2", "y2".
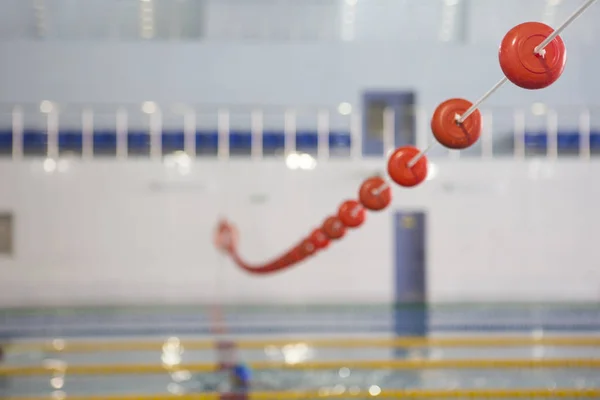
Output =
[{"x1": 214, "y1": 0, "x2": 596, "y2": 275}]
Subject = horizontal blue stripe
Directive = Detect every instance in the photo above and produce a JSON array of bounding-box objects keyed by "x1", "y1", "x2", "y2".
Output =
[
  {"x1": 524, "y1": 130, "x2": 600, "y2": 150},
  {"x1": 0, "y1": 130, "x2": 353, "y2": 151},
  {"x1": 2, "y1": 129, "x2": 600, "y2": 151}
]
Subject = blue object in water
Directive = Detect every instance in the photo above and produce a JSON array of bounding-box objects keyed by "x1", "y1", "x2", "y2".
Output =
[{"x1": 232, "y1": 363, "x2": 252, "y2": 384}]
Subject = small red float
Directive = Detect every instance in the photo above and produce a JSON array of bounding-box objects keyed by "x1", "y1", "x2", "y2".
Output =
[
  {"x1": 322, "y1": 216, "x2": 346, "y2": 240},
  {"x1": 299, "y1": 238, "x2": 317, "y2": 257},
  {"x1": 338, "y1": 200, "x2": 366, "y2": 228},
  {"x1": 286, "y1": 247, "x2": 305, "y2": 264},
  {"x1": 387, "y1": 146, "x2": 428, "y2": 188},
  {"x1": 310, "y1": 228, "x2": 330, "y2": 249},
  {"x1": 358, "y1": 177, "x2": 391, "y2": 211},
  {"x1": 499, "y1": 21, "x2": 566, "y2": 90},
  {"x1": 431, "y1": 98, "x2": 482, "y2": 149},
  {"x1": 213, "y1": 220, "x2": 238, "y2": 254},
  {"x1": 279, "y1": 250, "x2": 301, "y2": 266}
]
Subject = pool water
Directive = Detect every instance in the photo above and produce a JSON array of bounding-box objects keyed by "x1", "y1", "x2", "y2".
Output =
[
  {"x1": 1, "y1": 304, "x2": 599, "y2": 398},
  {"x1": 2, "y1": 368, "x2": 599, "y2": 397}
]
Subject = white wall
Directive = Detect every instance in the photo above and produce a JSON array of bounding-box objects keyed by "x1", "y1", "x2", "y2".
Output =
[
  {"x1": 2, "y1": 0, "x2": 599, "y2": 43},
  {"x1": 0, "y1": 40, "x2": 596, "y2": 112},
  {"x1": 0, "y1": 158, "x2": 598, "y2": 307}
]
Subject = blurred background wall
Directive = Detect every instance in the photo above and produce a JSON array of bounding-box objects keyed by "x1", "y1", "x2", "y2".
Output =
[
  {"x1": 0, "y1": 0, "x2": 598, "y2": 307},
  {"x1": 0, "y1": 41, "x2": 598, "y2": 109},
  {"x1": 0, "y1": 0, "x2": 598, "y2": 108},
  {"x1": 0, "y1": 160, "x2": 597, "y2": 306}
]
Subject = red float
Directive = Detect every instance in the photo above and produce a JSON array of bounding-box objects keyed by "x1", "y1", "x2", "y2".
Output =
[
  {"x1": 387, "y1": 146, "x2": 428, "y2": 188},
  {"x1": 284, "y1": 245, "x2": 304, "y2": 263},
  {"x1": 231, "y1": 247, "x2": 299, "y2": 275},
  {"x1": 214, "y1": 220, "x2": 238, "y2": 254},
  {"x1": 299, "y1": 238, "x2": 317, "y2": 257},
  {"x1": 338, "y1": 200, "x2": 366, "y2": 228},
  {"x1": 358, "y1": 177, "x2": 391, "y2": 211},
  {"x1": 499, "y1": 21, "x2": 566, "y2": 90},
  {"x1": 310, "y1": 228, "x2": 330, "y2": 249},
  {"x1": 431, "y1": 98, "x2": 482, "y2": 149},
  {"x1": 277, "y1": 246, "x2": 304, "y2": 267},
  {"x1": 322, "y1": 216, "x2": 346, "y2": 240},
  {"x1": 263, "y1": 256, "x2": 291, "y2": 271}
]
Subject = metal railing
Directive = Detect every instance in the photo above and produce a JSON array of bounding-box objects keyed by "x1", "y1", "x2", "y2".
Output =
[{"x1": 0, "y1": 102, "x2": 599, "y2": 162}]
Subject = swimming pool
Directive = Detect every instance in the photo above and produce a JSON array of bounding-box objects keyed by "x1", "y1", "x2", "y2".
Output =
[{"x1": 1, "y1": 303, "x2": 599, "y2": 398}]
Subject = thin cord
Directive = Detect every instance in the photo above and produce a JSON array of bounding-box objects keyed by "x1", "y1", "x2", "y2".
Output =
[
  {"x1": 407, "y1": 142, "x2": 436, "y2": 168},
  {"x1": 535, "y1": 0, "x2": 598, "y2": 54},
  {"x1": 456, "y1": 77, "x2": 508, "y2": 124}
]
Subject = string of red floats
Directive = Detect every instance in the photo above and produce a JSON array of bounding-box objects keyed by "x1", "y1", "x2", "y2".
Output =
[{"x1": 214, "y1": 0, "x2": 596, "y2": 275}]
